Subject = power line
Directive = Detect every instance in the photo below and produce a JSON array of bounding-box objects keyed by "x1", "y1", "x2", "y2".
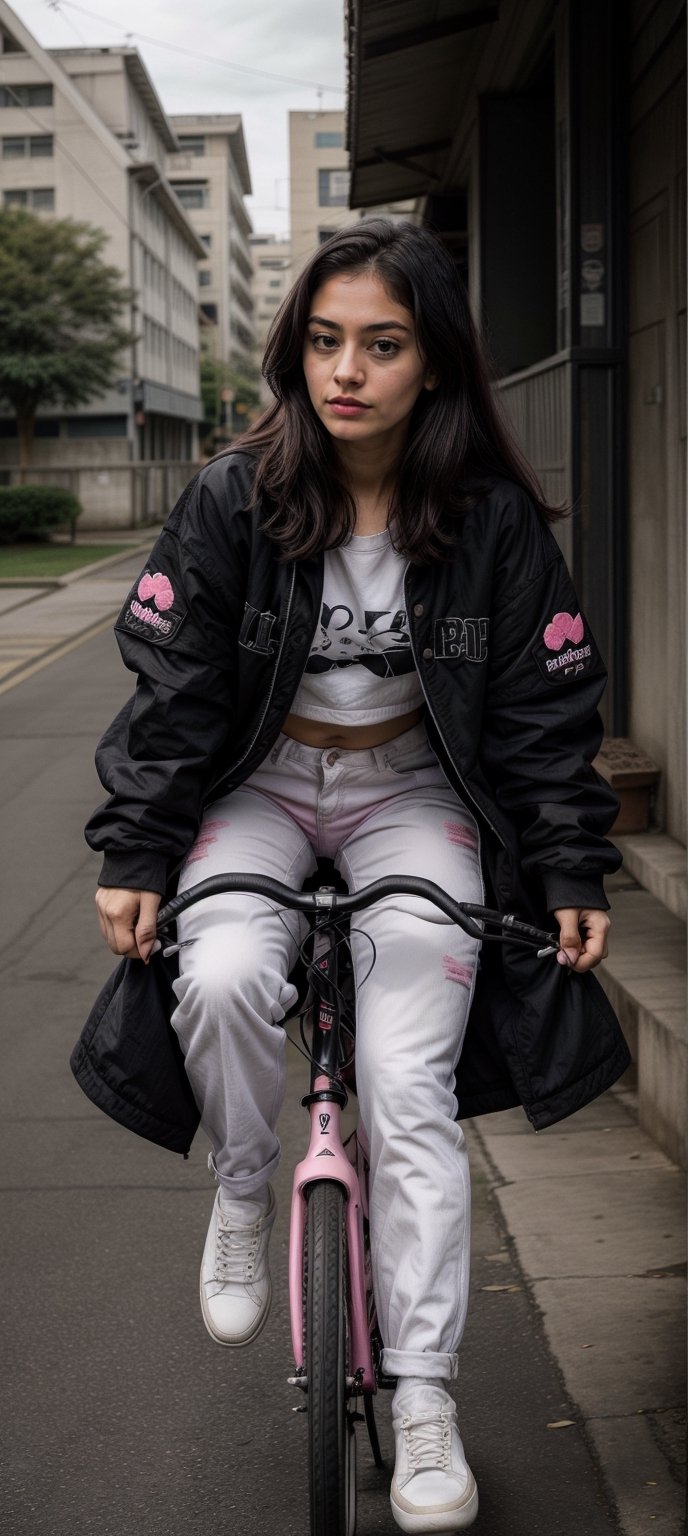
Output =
[
  {"x1": 45, "y1": 0, "x2": 89, "y2": 47},
  {"x1": 57, "y1": 0, "x2": 346, "y2": 94}
]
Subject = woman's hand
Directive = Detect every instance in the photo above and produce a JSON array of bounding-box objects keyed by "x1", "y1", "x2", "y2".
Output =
[
  {"x1": 95, "y1": 887, "x2": 161, "y2": 963},
  {"x1": 552, "y1": 907, "x2": 610, "y2": 973}
]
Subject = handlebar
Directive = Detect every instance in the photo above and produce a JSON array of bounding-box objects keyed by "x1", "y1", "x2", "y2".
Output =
[{"x1": 157, "y1": 873, "x2": 560, "y2": 957}]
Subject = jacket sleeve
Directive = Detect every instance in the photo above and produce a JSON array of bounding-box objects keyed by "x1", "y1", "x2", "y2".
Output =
[
  {"x1": 479, "y1": 496, "x2": 622, "y2": 913},
  {"x1": 85, "y1": 466, "x2": 248, "y2": 894}
]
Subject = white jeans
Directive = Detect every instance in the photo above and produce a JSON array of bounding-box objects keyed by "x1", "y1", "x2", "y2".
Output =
[{"x1": 171, "y1": 722, "x2": 484, "y2": 1380}]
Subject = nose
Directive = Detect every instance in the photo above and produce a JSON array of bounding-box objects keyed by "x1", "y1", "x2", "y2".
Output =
[{"x1": 333, "y1": 343, "x2": 365, "y2": 390}]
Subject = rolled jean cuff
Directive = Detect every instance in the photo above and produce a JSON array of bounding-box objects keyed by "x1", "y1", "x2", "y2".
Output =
[
  {"x1": 207, "y1": 1147, "x2": 281, "y2": 1197},
  {"x1": 382, "y1": 1348, "x2": 460, "y2": 1381}
]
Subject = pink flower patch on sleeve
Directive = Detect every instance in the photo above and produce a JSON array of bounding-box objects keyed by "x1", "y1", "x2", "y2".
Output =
[
  {"x1": 543, "y1": 611, "x2": 584, "y2": 651},
  {"x1": 138, "y1": 571, "x2": 175, "y2": 612}
]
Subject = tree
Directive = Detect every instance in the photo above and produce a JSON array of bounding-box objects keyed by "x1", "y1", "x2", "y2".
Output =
[
  {"x1": 0, "y1": 208, "x2": 135, "y2": 472},
  {"x1": 200, "y1": 351, "x2": 262, "y2": 450}
]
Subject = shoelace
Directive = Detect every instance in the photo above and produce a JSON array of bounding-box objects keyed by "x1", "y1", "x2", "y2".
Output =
[
  {"x1": 214, "y1": 1215, "x2": 261, "y2": 1283},
  {"x1": 402, "y1": 1410, "x2": 453, "y2": 1472}
]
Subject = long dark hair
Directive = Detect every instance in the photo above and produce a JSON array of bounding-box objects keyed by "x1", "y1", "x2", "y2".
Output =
[{"x1": 229, "y1": 218, "x2": 563, "y2": 563}]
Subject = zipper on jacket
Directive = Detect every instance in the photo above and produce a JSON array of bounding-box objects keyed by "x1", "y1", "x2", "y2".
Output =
[
  {"x1": 205, "y1": 563, "x2": 297, "y2": 807},
  {"x1": 404, "y1": 566, "x2": 508, "y2": 855}
]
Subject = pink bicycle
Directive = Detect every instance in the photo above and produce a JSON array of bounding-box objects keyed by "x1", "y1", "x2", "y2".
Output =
[{"x1": 157, "y1": 870, "x2": 558, "y2": 1536}]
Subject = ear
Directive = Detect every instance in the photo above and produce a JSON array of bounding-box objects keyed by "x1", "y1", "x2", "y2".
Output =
[{"x1": 424, "y1": 371, "x2": 439, "y2": 391}]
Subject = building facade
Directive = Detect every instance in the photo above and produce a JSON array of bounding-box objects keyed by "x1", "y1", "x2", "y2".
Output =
[
  {"x1": 167, "y1": 115, "x2": 255, "y2": 372},
  {"x1": 250, "y1": 233, "x2": 292, "y2": 404},
  {"x1": 346, "y1": 0, "x2": 687, "y2": 1166},
  {"x1": 289, "y1": 110, "x2": 361, "y2": 273},
  {"x1": 0, "y1": 4, "x2": 205, "y2": 523}
]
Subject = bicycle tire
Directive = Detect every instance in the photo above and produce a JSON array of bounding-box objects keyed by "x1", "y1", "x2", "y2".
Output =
[{"x1": 305, "y1": 1180, "x2": 355, "y2": 1536}]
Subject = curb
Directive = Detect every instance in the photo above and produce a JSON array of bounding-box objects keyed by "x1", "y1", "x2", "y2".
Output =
[{"x1": 0, "y1": 538, "x2": 154, "y2": 591}]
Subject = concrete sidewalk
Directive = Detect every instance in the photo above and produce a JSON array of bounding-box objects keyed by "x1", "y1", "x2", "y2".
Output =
[
  {"x1": 471, "y1": 1092, "x2": 686, "y2": 1535},
  {"x1": 0, "y1": 540, "x2": 157, "y2": 687}
]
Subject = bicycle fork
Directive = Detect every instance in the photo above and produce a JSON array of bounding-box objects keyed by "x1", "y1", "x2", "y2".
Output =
[
  {"x1": 289, "y1": 1089, "x2": 376, "y2": 1393},
  {"x1": 288, "y1": 905, "x2": 376, "y2": 1394}
]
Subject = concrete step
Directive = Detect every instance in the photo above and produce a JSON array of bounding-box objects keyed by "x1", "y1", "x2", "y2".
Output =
[{"x1": 599, "y1": 871, "x2": 687, "y2": 1169}]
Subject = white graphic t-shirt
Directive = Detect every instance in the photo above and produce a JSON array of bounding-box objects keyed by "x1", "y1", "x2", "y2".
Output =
[{"x1": 290, "y1": 529, "x2": 424, "y2": 724}]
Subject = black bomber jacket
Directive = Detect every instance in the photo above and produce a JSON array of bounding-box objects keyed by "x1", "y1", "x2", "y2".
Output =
[
  {"x1": 81, "y1": 451, "x2": 631, "y2": 1135},
  {"x1": 86, "y1": 450, "x2": 622, "y2": 914}
]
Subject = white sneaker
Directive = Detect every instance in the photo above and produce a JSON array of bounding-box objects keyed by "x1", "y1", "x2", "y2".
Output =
[
  {"x1": 199, "y1": 1185, "x2": 276, "y2": 1347},
  {"x1": 391, "y1": 1402, "x2": 478, "y2": 1533}
]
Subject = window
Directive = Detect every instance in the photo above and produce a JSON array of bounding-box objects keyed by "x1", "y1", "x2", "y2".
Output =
[
  {"x1": 66, "y1": 416, "x2": 127, "y2": 439},
  {"x1": 200, "y1": 233, "x2": 212, "y2": 248},
  {"x1": 318, "y1": 228, "x2": 338, "y2": 244},
  {"x1": 176, "y1": 135, "x2": 205, "y2": 156},
  {"x1": 4, "y1": 187, "x2": 54, "y2": 210},
  {"x1": 1, "y1": 25, "x2": 25, "y2": 54},
  {"x1": 199, "y1": 269, "x2": 211, "y2": 286},
  {"x1": 2, "y1": 134, "x2": 52, "y2": 157},
  {"x1": 268, "y1": 278, "x2": 281, "y2": 288},
  {"x1": 318, "y1": 168, "x2": 349, "y2": 207},
  {"x1": 171, "y1": 182, "x2": 208, "y2": 209},
  {"x1": 200, "y1": 302, "x2": 218, "y2": 322},
  {"x1": 31, "y1": 187, "x2": 54, "y2": 209},
  {"x1": 0, "y1": 83, "x2": 53, "y2": 107},
  {"x1": 259, "y1": 257, "x2": 285, "y2": 270},
  {"x1": 315, "y1": 131, "x2": 343, "y2": 148}
]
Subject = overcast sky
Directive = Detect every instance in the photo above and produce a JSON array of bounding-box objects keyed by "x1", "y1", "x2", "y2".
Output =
[{"x1": 6, "y1": 0, "x2": 348, "y2": 234}]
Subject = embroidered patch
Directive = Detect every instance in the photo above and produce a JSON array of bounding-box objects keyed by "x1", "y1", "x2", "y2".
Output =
[
  {"x1": 533, "y1": 609, "x2": 598, "y2": 685},
  {"x1": 116, "y1": 569, "x2": 186, "y2": 645},
  {"x1": 137, "y1": 571, "x2": 175, "y2": 611},
  {"x1": 433, "y1": 616, "x2": 489, "y2": 662},
  {"x1": 543, "y1": 611, "x2": 585, "y2": 651}
]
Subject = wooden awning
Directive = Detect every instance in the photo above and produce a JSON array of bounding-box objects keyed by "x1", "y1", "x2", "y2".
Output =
[{"x1": 346, "y1": 1, "x2": 499, "y2": 206}]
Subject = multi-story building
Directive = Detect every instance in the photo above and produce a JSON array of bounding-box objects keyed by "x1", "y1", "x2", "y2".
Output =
[
  {"x1": 289, "y1": 108, "x2": 418, "y2": 275},
  {"x1": 0, "y1": 3, "x2": 205, "y2": 523},
  {"x1": 249, "y1": 233, "x2": 292, "y2": 405},
  {"x1": 289, "y1": 110, "x2": 360, "y2": 274},
  {"x1": 167, "y1": 115, "x2": 255, "y2": 372}
]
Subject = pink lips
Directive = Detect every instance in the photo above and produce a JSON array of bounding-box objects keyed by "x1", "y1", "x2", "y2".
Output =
[{"x1": 328, "y1": 397, "x2": 371, "y2": 416}]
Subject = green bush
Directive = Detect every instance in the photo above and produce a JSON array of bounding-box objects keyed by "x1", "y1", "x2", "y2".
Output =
[{"x1": 0, "y1": 484, "x2": 82, "y2": 544}]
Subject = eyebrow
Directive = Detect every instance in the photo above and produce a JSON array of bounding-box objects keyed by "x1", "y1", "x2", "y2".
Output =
[{"x1": 307, "y1": 314, "x2": 411, "y2": 334}]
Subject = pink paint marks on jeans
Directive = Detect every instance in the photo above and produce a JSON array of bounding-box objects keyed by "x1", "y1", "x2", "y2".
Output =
[
  {"x1": 185, "y1": 818, "x2": 230, "y2": 865},
  {"x1": 442, "y1": 819, "x2": 478, "y2": 851},
  {"x1": 442, "y1": 955, "x2": 473, "y2": 988}
]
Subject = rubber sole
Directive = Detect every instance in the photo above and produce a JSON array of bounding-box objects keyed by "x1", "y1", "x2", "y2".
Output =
[
  {"x1": 390, "y1": 1474, "x2": 478, "y2": 1533},
  {"x1": 199, "y1": 1274, "x2": 273, "y2": 1348}
]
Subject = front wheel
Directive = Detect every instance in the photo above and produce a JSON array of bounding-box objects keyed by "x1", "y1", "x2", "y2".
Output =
[{"x1": 305, "y1": 1180, "x2": 355, "y2": 1536}]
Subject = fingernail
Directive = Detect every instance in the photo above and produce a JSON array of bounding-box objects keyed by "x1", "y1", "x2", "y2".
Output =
[
  {"x1": 564, "y1": 948, "x2": 579, "y2": 964},
  {"x1": 556, "y1": 951, "x2": 568, "y2": 966},
  {"x1": 150, "y1": 939, "x2": 162, "y2": 955}
]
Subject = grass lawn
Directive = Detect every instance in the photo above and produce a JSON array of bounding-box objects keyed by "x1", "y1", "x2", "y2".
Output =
[{"x1": 0, "y1": 543, "x2": 139, "y2": 579}]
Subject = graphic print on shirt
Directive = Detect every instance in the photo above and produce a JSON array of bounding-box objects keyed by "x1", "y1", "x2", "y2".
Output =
[{"x1": 305, "y1": 599, "x2": 415, "y2": 679}]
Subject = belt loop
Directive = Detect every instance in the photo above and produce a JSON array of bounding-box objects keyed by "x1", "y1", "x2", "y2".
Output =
[
  {"x1": 371, "y1": 740, "x2": 391, "y2": 771},
  {"x1": 269, "y1": 733, "x2": 290, "y2": 766}
]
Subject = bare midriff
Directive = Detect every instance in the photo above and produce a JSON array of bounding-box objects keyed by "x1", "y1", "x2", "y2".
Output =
[{"x1": 281, "y1": 704, "x2": 426, "y2": 750}]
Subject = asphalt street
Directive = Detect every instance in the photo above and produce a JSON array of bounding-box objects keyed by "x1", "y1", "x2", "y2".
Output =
[{"x1": 1, "y1": 557, "x2": 627, "y2": 1535}]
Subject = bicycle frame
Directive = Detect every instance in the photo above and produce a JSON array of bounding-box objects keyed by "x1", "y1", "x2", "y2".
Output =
[{"x1": 288, "y1": 902, "x2": 376, "y2": 1393}]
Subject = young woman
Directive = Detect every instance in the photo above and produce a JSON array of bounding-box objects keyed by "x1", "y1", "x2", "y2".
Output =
[{"x1": 87, "y1": 219, "x2": 625, "y2": 1534}]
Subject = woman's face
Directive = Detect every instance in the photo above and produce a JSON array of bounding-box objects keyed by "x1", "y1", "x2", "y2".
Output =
[{"x1": 302, "y1": 269, "x2": 436, "y2": 448}]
